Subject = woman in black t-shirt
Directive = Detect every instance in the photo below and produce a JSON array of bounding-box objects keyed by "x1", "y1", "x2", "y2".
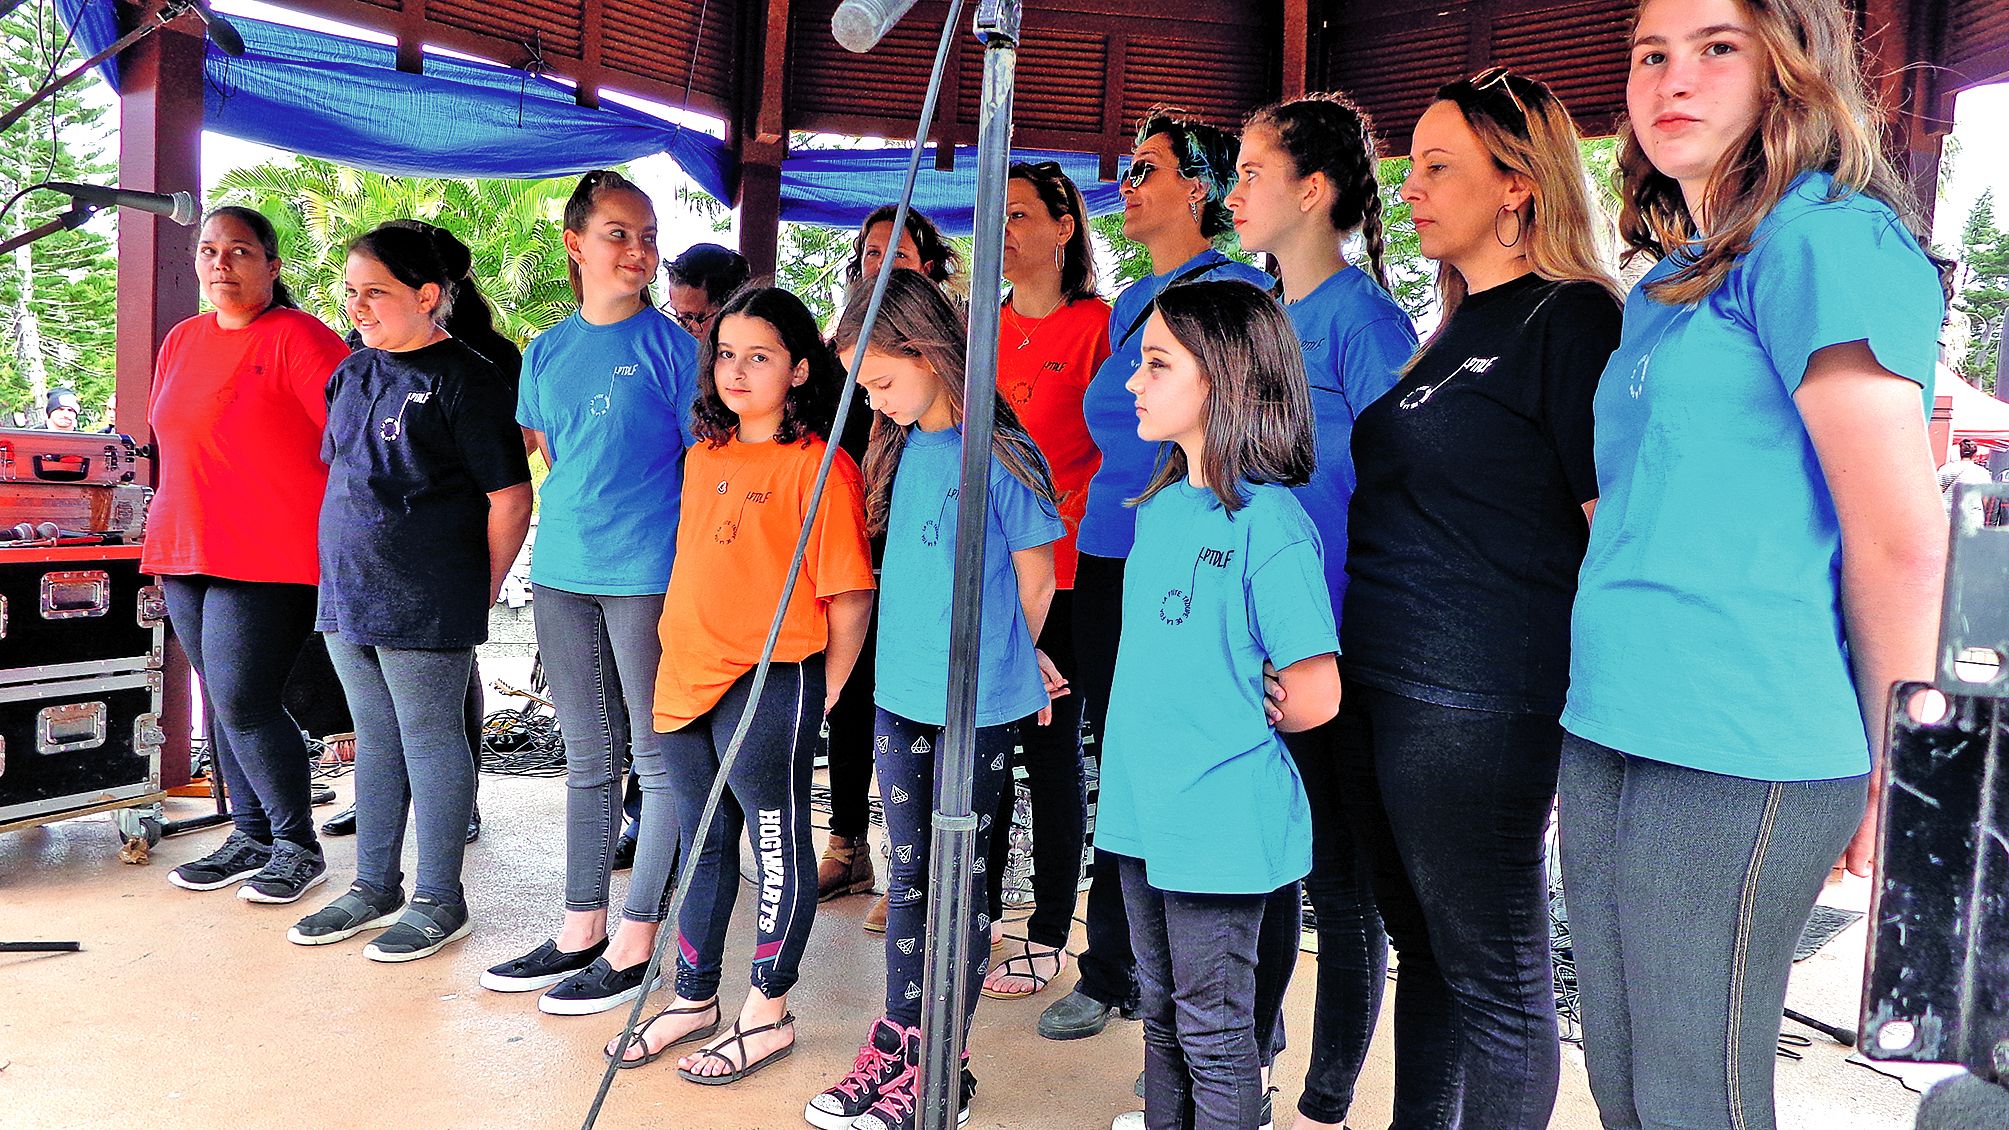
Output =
[
  {"x1": 288, "y1": 224, "x2": 533, "y2": 964},
  {"x1": 1338, "y1": 70, "x2": 1620, "y2": 1130}
]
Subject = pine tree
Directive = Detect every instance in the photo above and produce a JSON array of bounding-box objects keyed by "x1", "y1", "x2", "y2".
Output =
[
  {"x1": 0, "y1": 5, "x2": 120, "y2": 428},
  {"x1": 1955, "y1": 189, "x2": 2009, "y2": 391}
]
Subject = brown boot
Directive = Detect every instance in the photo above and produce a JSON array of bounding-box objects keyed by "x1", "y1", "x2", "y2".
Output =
[
  {"x1": 817, "y1": 834, "x2": 874, "y2": 902},
  {"x1": 863, "y1": 892, "x2": 890, "y2": 934}
]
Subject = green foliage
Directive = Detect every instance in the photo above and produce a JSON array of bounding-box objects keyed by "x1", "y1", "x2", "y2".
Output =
[
  {"x1": 0, "y1": 5, "x2": 119, "y2": 426},
  {"x1": 211, "y1": 157, "x2": 578, "y2": 343},
  {"x1": 1953, "y1": 189, "x2": 2009, "y2": 391},
  {"x1": 774, "y1": 220, "x2": 857, "y2": 326}
]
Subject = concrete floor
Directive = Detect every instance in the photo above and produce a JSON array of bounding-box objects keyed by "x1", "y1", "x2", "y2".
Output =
[{"x1": 1, "y1": 768, "x2": 1923, "y2": 1130}]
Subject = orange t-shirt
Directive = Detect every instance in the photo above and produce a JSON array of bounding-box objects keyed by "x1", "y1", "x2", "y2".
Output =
[
  {"x1": 654, "y1": 433, "x2": 877, "y2": 730},
  {"x1": 997, "y1": 295, "x2": 1110, "y2": 589},
  {"x1": 141, "y1": 308, "x2": 351, "y2": 584}
]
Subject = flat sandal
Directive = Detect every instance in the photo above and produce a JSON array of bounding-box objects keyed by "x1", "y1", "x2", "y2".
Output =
[
  {"x1": 675, "y1": 1012, "x2": 797, "y2": 1086},
  {"x1": 606, "y1": 999, "x2": 722, "y2": 1070}
]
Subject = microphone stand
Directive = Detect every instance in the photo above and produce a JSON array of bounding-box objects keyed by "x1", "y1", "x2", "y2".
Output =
[
  {"x1": 0, "y1": 202, "x2": 101, "y2": 256},
  {"x1": 0, "y1": 1, "x2": 181, "y2": 135}
]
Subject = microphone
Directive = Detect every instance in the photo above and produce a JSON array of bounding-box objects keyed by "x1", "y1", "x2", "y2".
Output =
[
  {"x1": 35, "y1": 523, "x2": 99, "y2": 540},
  {"x1": 832, "y1": 0, "x2": 920, "y2": 52},
  {"x1": 42, "y1": 182, "x2": 197, "y2": 225},
  {"x1": 184, "y1": 0, "x2": 247, "y2": 57},
  {"x1": 0, "y1": 522, "x2": 37, "y2": 541}
]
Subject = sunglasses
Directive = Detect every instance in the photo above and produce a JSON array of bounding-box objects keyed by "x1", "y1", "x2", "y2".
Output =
[{"x1": 1468, "y1": 66, "x2": 1533, "y2": 124}]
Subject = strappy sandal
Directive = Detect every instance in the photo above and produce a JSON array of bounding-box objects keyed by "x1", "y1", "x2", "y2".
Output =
[
  {"x1": 980, "y1": 938, "x2": 1066, "y2": 999},
  {"x1": 606, "y1": 999, "x2": 722, "y2": 1070},
  {"x1": 675, "y1": 1012, "x2": 797, "y2": 1086}
]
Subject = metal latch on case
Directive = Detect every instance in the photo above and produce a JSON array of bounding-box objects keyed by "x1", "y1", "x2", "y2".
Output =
[
  {"x1": 137, "y1": 585, "x2": 165, "y2": 628},
  {"x1": 37, "y1": 700, "x2": 106, "y2": 754},
  {"x1": 41, "y1": 571, "x2": 109, "y2": 619}
]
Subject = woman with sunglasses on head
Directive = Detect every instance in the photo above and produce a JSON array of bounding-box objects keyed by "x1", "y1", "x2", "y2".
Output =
[
  {"x1": 1561, "y1": 2, "x2": 1944, "y2": 1127},
  {"x1": 1226, "y1": 93, "x2": 1417, "y2": 1130},
  {"x1": 1042, "y1": 110, "x2": 1274, "y2": 1045},
  {"x1": 976, "y1": 161, "x2": 1110, "y2": 1002},
  {"x1": 1340, "y1": 70, "x2": 1621, "y2": 1129}
]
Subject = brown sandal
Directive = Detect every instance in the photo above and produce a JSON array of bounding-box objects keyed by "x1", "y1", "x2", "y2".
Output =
[
  {"x1": 675, "y1": 1013, "x2": 797, "y2": 1086},
  {"x1": 606, "y1": 999, "x2": 722, "y2": 1069}
]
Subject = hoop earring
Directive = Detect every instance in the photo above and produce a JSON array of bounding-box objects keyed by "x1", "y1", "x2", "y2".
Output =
[
  {"x1": 1495, "y1": 206, "x2": 1524, "y2": 249},
  {"x1": 1054, "y1": 245, "x2": 1063, "y2": 273}
]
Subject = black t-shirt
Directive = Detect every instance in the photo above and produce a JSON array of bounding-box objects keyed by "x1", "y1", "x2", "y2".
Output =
[
  {"x1": 346, "y1": 326, "x2": 522, "y2": 392},
  {"x1": 317, "y1": 338, "x2": 532, "y2": 648},
  {"x1": 1342, "y1": 273, "x2": 1620, "y2": 714}
]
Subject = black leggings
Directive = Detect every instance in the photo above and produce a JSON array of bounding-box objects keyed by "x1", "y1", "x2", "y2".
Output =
[
  {"x1": 162, "y1": 576, "x2": 319, "y2": 848},
  {"x1": 824, "y1": 599, "x2": 879, "y2": 840},
  {"x1": 985, "y1": 590, "x2": 1087, "y2": 950},
  {"x1": 1069, "y1": 552, "x2": 1137, "y2": 1009}
]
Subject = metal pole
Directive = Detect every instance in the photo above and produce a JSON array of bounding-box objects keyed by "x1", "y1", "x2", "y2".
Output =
[{"x1": 917, "y1": 3, "x2": 1018, "y2": 1128}]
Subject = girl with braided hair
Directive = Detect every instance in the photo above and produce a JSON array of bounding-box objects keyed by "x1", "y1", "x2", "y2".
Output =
[{"x1": 1226, "y1": 92, "x2": 1418, "y2": 1130}]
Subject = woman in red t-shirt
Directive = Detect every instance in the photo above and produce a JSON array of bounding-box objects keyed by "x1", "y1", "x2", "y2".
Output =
[
  {"x1": 146, "y1": 206, "x2": 351, "y2": 904},
  {"x1": 980, "y1": 161, "x2": 1111, "y2": 1001}
]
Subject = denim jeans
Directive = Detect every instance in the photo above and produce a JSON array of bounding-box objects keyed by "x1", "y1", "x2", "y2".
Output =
[
  {"x1": 655, "y1": 659, "x2": 824, "y2": 1001},
  {"x1": 1557, "y1": 732, "x2": 1864, "y2": 1130},
  {"x1": 324, "y1": 637, "x2": 475, "y2": 904},
  {"x1": 986, "y1": 590, "x2": 1088, "y2": 950},
  {"x1": 533, "y1": 584, "x2": 679, "y2": 913},
  {"x1": 162, "y1": 576, "x2": 319, "y2": 848},
  {"x1": 1072, "y1": 552, "x2": 1138, "y2": 1010},
  {"x1": 1120, "y1": 854, "x2": 1267, "y2": 1130},
  {"x1": 1335, "y1": 681, "x2": 1562, "y2": 1130},
  {"x1": 1280, "y1": 717, "x2": 1389, "y2": 1123}
]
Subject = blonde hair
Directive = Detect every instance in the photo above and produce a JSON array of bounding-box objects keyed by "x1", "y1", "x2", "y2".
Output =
[
  {"x1": 1422, "y1": 70, "x2": 1620, "y2": 348},
  {"x1": 1618, "y1": 0, "x2": 1921, "y2": 305}
]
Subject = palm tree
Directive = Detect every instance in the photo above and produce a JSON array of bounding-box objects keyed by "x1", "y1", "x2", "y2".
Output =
[{"x1": 212, "y1": 158, "x2": 577, "y2": 343}]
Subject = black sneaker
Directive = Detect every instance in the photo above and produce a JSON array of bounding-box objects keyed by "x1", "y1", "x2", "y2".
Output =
[
  {"x1": 288, "y1": 883, "x2": 405, "y2": 946},
  {"x1": 480, "y1": 937, "x2": 610, "y2": 993},
  {"x1": 536, "y1": 955, "x2": 662, "y2": 1015},
  {"x1": 363, "y1": 895, "x2": 471, "y2": 963},
  {"x1": 804, "y1": 1017, "x2": 909, "y2": 1130},
  {"x1": 167, "y1": 830, "x2": 272, "y2": 891},
  {"x1": 238, "y1": 839, "x2": 329, "y2": 904},
  {"x1": 851, "y1": 1028, "x2": 975, "y2": 1130}
]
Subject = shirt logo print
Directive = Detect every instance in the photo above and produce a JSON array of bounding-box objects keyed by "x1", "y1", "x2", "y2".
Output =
[
  {"x1": 921, "y1": 488, "x2": 957, "y2": 546},
  {"x1": 590, "y1": 363, "x2": 636, "y2": 418},
  {"x1": 1628, "y1": 352, "x2": 1650, "y2": 399},
  {"x1": 715, "y1": 490, "x2": 772, "y2": 545},
  {"x1": 1398, "y1": 355, "x2": 1496, "y2": 410},
  {"x1": 380, "y1": 391, "x2": 430, "y2": 440},
  {"x1": 1160, "y1": 545, "x2": 1234, "y2": 625}
]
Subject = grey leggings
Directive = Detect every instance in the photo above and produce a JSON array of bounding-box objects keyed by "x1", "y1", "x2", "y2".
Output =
[
  {"x1": 1556, "y1": 732, "x2": 1865, "y2": 1130},
  {"x1": 324, "y1": 636, "x2": 476, "y2": 905},
  {"x1": 532, "y1": 584, "x2": 680, "y2": 913}
]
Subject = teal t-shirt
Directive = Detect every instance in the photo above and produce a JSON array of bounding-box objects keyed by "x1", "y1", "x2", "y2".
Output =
[
  {"x1": 516, "y1": 308, "x2": 700, "y2": 595},
  {"x1": 875, "y1": 425, "x2": 1065, "y2": 728},
  {"x1": 1097, "y1": 480, "x2": 1337, "y2": 893},
  {"x1": 1563, "y1": 171, "x2": 1942, "y2": 781}
]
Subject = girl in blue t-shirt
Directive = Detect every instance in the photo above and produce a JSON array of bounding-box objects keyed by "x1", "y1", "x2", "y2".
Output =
[
  {"x1": 482, "y1": 170, "x2": 703, "y2": 1017},
  {"x1": 1225, "y1": 91, "x2": 1418, "y2": 1130},
  {"x1": 1560, "y1": 3, "x2": 1946, "y2": 1128},
  {"x1": 1102, "y1": 278, "x2": 1341, "y2": 1130},
  {"x1": 804, "y1": 270, "x2": 1064, "y2": 1130}
]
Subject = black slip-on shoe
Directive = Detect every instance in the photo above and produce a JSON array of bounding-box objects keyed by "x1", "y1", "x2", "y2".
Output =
[
  {"x1": 288, "y1": 883, "x2": 406, "y2": 946},
  {"x1": 480, "y1": 937, "x2": 609, "y2": 993},
  {"x1": 363, "y1": 895, "x2": 471, "y2": 963},
  {"x1": 536, "y1": 955, "x2": 662, "y2": 1016}
]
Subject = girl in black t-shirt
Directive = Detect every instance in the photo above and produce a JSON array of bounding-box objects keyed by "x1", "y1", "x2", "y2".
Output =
[
  {"x1": 288, "y1": 224, "x2": 533, "y2": 963},
  {"x1": 1339, "y1": 71, "x2": 1621, "y2": 1130}
]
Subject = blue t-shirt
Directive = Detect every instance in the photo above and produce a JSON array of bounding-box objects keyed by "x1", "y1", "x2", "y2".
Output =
[
  {"x1": 1078, "y1": 249, "x2": 1275, "y2": 559},
  {"x1": 1286, "y1": 267, "x2": 1417, "y2": 628},
  {"x1": 517, "y1": 308, "x2": 699, "y2": 595},
  {"x1": 875, "y1": 425, "x2": 1065, "y2": 728},
  {"x1": 1564, "y1": 171, "x2": 1942, "y2": 781},
  {"x1": 1097, "y1": 480, "x2": 1337, "y2": 894}
]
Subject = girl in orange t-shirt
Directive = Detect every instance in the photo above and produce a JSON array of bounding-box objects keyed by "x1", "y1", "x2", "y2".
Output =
[{"x1": 602, "y1": 287, "x2": 874, "y2": 1084}]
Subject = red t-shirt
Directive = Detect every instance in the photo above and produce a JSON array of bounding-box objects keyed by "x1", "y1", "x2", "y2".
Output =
[
  {"x1": 997, "y1": 295, "x2": 1110, "y2": 589},
  {"x1": 141, "y1": 308, "x2": 350, "y2": 584}
]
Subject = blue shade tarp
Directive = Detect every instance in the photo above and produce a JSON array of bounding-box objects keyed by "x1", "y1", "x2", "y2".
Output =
[{"x1": 779, "y1": 145, "x2": 1126, "y2": 234}]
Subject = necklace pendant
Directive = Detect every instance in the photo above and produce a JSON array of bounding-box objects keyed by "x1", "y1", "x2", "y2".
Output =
[{"x1": 716, "y1": 480, "x2": 729, "y2": 494}]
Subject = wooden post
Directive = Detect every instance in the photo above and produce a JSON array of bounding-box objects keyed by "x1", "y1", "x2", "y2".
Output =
[
  {"x1": 733, "y1": 0, "x2": 791, "y2": 279},
  {"x1": 116, "y1": 24, "x2": 204, "y2": 788},
  {"x1": 1281, "y1": 0, "x2": 1309, "y2": 99},
  {"x1": 736, "y1": 146, "x2": 784, "y2": 280}
]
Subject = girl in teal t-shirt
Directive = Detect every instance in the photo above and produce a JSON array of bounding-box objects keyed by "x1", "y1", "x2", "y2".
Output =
[
  {"x1": 1558, "y1": 3, "x2": 1946, "y2": 1129},
  {"x1": 1100, "y1": 279, "x2": 1341, "y2": 1130}
]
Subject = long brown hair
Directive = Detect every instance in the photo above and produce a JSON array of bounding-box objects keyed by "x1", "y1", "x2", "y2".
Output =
[
  {"x1": 1618, "y1": 0, "x2": 1922, "y2": 304},
  {"x1": 832, "y1": 270, "x2": 1055, "y2": 536},
  {"x1": 1008, "y1": 162, "x2": 1099, "y2": 301},
  {"x1": 1134, "y1": 280, "x2": 1315, "y2": 513},
  {"x1": 561, "y1": 169, "x2": 655, "y2": 306},
  {"x1": 1244, "y1": 93, "x2": 1392, "y2": 290},
  {"x1": 1425, "y1": 70, "x2": 1620, "y2": 338},
  {"x1": 691, "y1": 286, "x2": 842, "y2": 448},
  {"x1": 843, "y1": 205, "x2": 962, "y2": 288}
]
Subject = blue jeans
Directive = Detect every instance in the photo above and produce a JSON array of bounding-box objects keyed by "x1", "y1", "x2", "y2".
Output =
[
  {"x1": 1557, "y1": 733, "x2": 1864, "y2": 1130},
  {"x1": 1120, "y1": 854, "x2": 1266, "y2": 1130},
  {"x1": 324, "y1": 637, "x2": 475, "y2": 904},
  {"x1": 162, "y1": 576, "x2": 319, "y2": 848},
  {"x1": 655, "y1": 659, "x2": 824, "y2": 1001},
  {"x1": 533, "y1": 584, "x2": 679, "y2": 912},
  {"x1": 1335, "y1": 681, "x2": 1561, "y2": 1130}
]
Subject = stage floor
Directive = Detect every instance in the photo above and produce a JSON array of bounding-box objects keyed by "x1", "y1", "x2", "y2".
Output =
[{"x1": 0, "y1": 741, "x2": 1926, "y2": 1130}]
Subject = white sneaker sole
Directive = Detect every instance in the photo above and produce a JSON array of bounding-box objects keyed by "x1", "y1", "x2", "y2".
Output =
[
  {"x1": 480, "y1": 967, "x2": 578, "y2": 993},
  {"x1": 803, "y1": 1101, "x2": 871, "y2": 1130},
  {"x1": 287, "y1": 905, "x2": 404, "y2": 946},
  {"x1": 167, "y1": 865, "x2": 264, "y2": 892},
  {"x1": 364, "y1": 919, "x2": 473, "y2": 963},
  {"x1": 239, "y1": 868, "x2": 330, "y2": 904},
  {"x1": 536, "y1": 975, "x2": 662, "y2": 1016}
]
